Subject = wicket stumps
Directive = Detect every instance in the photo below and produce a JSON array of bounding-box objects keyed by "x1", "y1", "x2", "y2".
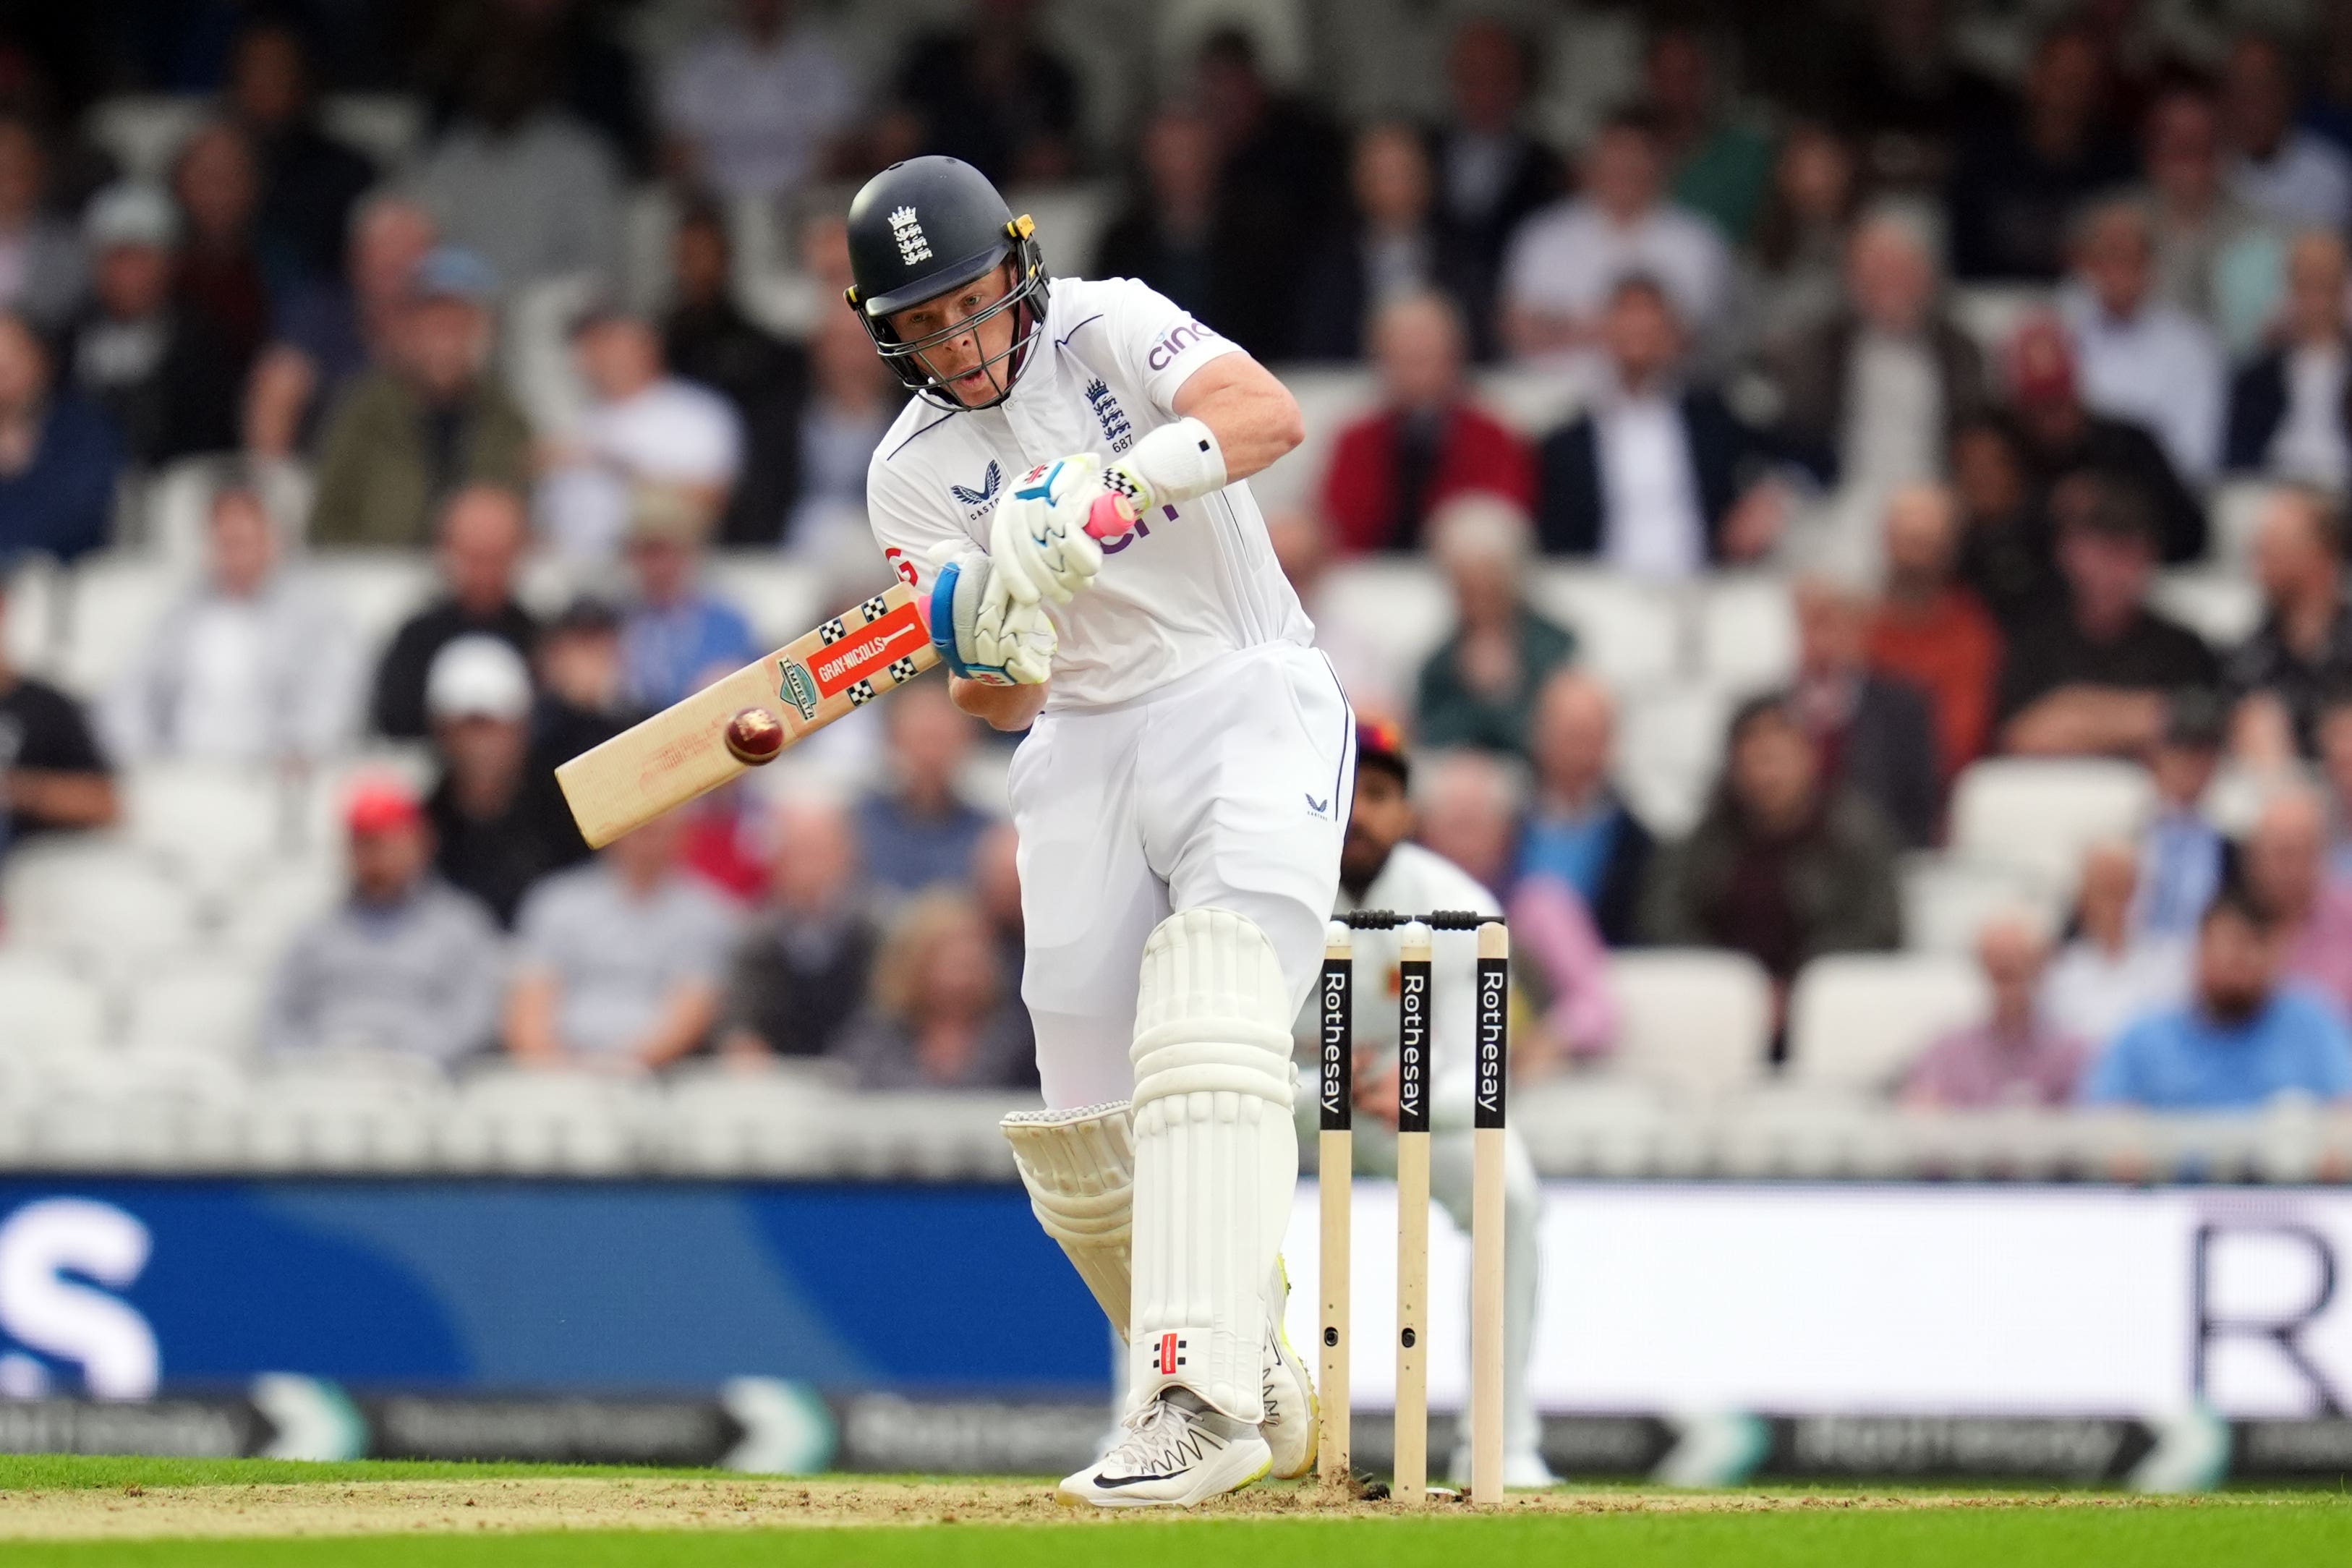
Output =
[{"x1": 1317, "y1": 910, "x2": 1509, "y2": 1506}]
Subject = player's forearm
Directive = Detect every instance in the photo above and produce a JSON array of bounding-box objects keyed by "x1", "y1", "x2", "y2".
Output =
[
  {"x1": 3, "y1": 769, "x2": 119, "y2": 829},
  {"x1": 2001, "y1": 689, "x2": 2165, "y2": 757},
  {"x1": 1170, "y1": 356, "x2": 1303, "y2": 482},
  {"x1": 950, "y1": 674, "x2": 1049, "y2": 731},
  {"x1": 634, "y1": 984, "x2": 721, "y2": 1069},
  {"x1": 503, "y1": 974, "x2": 564, "y2": 1062}
]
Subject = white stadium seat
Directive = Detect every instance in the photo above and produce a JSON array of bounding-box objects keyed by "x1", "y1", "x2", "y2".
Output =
[
  {"x1": 1605, "y1": 948, "x2": 1774, "y2": 1098},
  {"x1": 1525, "y1": 568, "x2": 1680, "y2": 691},
  {"x1": 440, "y1": 1069, "x2": 653, "y2": 1175},
  {"x1": 1697, "y1": 574, "x2": 1797, "y2": 696},
  {"x1": 2150, "y1": 571, "x2": 2263, "y2": 648},
  {"x1": 54, "y1": 553, "x2": 187, "y2": 694},
  {"x1": 1786, "y1": 953, "x2": 1989, "y2": 1091},
  {"x1": 1004, "y1": 181, "x2": 1116, "y2": 282},
  {"x1": 1614, "y1": 682, "x2": 1731, "y2": 838},
  {"x1": 1473, "y1": 368, "x2": 1582, "y2": 439},
  {"x1": 0, "y1": 953, "x2": 111, "y2": 1052},
  {"x1": 1313, "y1": 560, "x2": 1454, "y2": 704},
  {"x1": 122, "y1": 959, "x2": 268, "y2": 1058},
  {"x1": 1948, "y1": 284, "x2": 2055, "y2": 357},
  {"x1": 1899, "y1": 853, "x2": 2063, "y2": 954},
  {"x1": 123, "y1": 759, "x2": 290, "y2": 872},
  {"x1": 2209, "y1": 480, "x2": 2282, "y2": 571},
  {"x1": 85, "y1": 95, "x2": 208, "y2": 180},
  {"x1": 1, "y1": 839, "x2": 204, "y2": 962},
  {"x1": 318, "y1": 93, "x2": 423, "y2": 168},
  {"x1": 302, "y1": 551, "x2": 435, "y2": 655},
  {"x1": 705, "y1": 553, "x2": 827, "y2": 646},
  {"x1": 1948, "y1": 757, "x2": 2155, "y2": 889}
]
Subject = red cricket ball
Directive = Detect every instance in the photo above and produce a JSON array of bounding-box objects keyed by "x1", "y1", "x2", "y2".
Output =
[{"x1": 724, "y1": 706, "x2": 786, "y2": 765}]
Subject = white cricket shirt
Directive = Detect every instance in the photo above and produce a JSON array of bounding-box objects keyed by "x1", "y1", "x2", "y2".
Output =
[{"x1": 864, "y1": 276, "x2": 1313, "y2": 711}]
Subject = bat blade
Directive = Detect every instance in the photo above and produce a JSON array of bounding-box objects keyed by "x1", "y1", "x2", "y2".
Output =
[{"x1": 555, "y1": 581, "x2": 938, "y2": 848}]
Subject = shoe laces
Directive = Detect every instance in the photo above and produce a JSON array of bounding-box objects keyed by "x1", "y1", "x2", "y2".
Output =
[{"x1": 1103, "y1": 1392, "x2": 1230, "y2": 1476}]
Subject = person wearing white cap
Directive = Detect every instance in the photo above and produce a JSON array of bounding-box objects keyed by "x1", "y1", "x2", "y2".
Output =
[
  {"x1": 422, "y1": 634, "x2": 585, "y2": 926},
  {"x1": 62, "y1": 182, "x2": 244, "y2": 462}
]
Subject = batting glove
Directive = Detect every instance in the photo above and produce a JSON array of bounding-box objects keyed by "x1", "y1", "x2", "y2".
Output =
[
  {"x1": 989, "y1": 456, "x2": 1107, "y2": 610},
  {"x1": 926, "y1": 543, "x2": 1057, "y2": 686}
]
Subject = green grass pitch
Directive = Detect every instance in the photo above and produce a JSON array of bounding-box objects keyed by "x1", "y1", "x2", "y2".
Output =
[{"x1": 0, "y1": 1457, "x2": 2345, "y2": 1567}]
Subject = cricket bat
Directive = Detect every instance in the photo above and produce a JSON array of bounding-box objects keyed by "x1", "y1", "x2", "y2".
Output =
[{"x1": 555, "y1": 581, "x2": 937, "y2": 848}]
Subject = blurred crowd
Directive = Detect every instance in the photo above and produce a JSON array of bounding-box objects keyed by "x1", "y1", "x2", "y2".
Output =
[{"x1": 2, "y1": 0, "x2": 2352, "y2": 1117}]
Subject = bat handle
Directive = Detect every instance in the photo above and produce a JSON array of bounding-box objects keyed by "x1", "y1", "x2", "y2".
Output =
[{"x1": 1083, "y1": 491, "x2": 1138, "y2": 542}]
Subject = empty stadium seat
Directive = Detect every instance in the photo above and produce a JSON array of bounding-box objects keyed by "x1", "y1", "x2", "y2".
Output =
[
  {"x1": 1257, "y1": 367, "x2": 1375, "y2": 515},
  {"x1": 52, "y1": 553, "x2": 187, "y2": 694},
  {"x1": 825, "y1": 1094, "x2": 1030, "y2": 1180},
  {"x1": 659, "y1": 1062, "x2": 852, "y2": 1177},
  {"x1": 242, "y1": 1062, "x2": 450, "y2": 1171},
  {"x1": 85, "y1": 95, "x2": 208, "y2": 180},
  {"x1": 2149, "y1": 571, "x2": 2262, "y2": 648},
  {"x1": 318, "y1": 93, "x2": 423, "y2": 168},
  {"x1": 1948, "y1": 284, "x2": 2055, "y2": 357},
  {"x1": 1003, "y1": 181, "x2": 1116, "y2": 282},
  {"x1": 704, "y1": 553, "x2": 827, "y2": 644},
  {"x1": 1313, "y1": 560, "x2": 1454, "y2": 702},
  {"x1": 1, "y1": 839, "x2": 205, "y2": 963},
  {"x1": 440, "y1": 1069, "x2": 653, "y2": 1175},
  {"x1": 1614, "y1": 682, "x2": 1730, "y2": 838},
  {"x1": 1785, "y1": 953, "x2": 1988, "y2": 1091},
  {"x1": 1714, "y1": 1082, "x2": 1886, "y2": 1178},
  {"x1": 2209, "y1": 480, "x2": 2282, "y2": 570},
  {"x1": 3, "y1": 557, "x2": 59, "y2": 673},
  {"x1": 1948, "y1": 757, "x2": 2155, "y2": 888},
  {"x1": 1604, "y1": 948, "x2": 1774, "y2": 1098},
  {"x1": 123, "y1": 759, "x2": 291, "y2": 872},
  {"x1": 122, "y1": 959, "x2": 268, "y2": 1058},
  {"x1": 213, "y1": 859, "x2": 341, "y2": 964},
  {"x1": 1512, "y1": 1075, "x2": 1673, "y2": 1177},
  {"x1": 1696, "y1": 574, "x2": 1797, "y2": 696},
  {"x1": 1899, "y1": 853, "x2": 2063, "y2": 954},
  {"x1": 1473, "y1": 368, "x2": 1582, "y2": 438},
  {"x1": 303, "y1": 551, "x2": 436, "y2": 655},
  {"x1": 0, "y1": 952, "x2": 111, "y2": 1051},
  {"x1": 1525, "y1": 568, "x2": 1681, "y2": 691}
]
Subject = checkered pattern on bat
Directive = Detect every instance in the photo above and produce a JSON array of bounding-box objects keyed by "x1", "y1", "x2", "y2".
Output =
[
  {"x1": 816, "y1": 617, "x2": 848, "y2": 645},
  {"x1": 845, "y1": 679, "x2": 877, "y2": 704},
  {"x1": 885, "y1": 655, "x2": 921, "y2": 683},
  {"x1": 858, "y1": 595, "x2": 892, "y2": 621}
]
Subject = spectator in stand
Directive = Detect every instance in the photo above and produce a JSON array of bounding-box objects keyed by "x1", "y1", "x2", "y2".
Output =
[
  {"x1": 2239, "y1": 786, "x2": 2352, "y2": 1018},
  {"x1": 370, "y1": 484, "x2": 538, "y2": 740},
  {"x1": 663, "y1": 203, "x2": 807, "y2": 547},
  {"x1": 2221, "y1": 33, "x2": 2352, "y2": 233},
  {"x1": 539, "y1": 307, "x2": 743, "y2": 564},
  {"x1": 0, "y1": 118, "x2": 83, "y2": 333},
  {"x1": 1789, "y1": 577, "x2": 1940, "y2": 848},
  {"x1": 169, "y1": 123, "x2": 270, "y2": 370},
  {"x1": 1827, "y1": 0, "x2": 2004, "y2": 180},
  {"x1": 260, "y1": 778, "x2": 504, "y2": 1067},
  {"x1": 416, "y1": 37, "x2": 621, "y2": 290},
  {"x1": 972, "y1": 819, "x2": 1024, "y2": 991},
  {"x1": 1868, "y1": 484, "x2": 2004, "y2": 782},
  {"x1": 62, "y1": 184, "x2": 240, "y2": 465},
  {"x1": 2322, "y1": 691, "x2": 2352, "y2": 880},
  {"x1": 2225, "y1": 487, "x2": 2352, "y2": 764},
  {"x1": 1902, "y1": 911, "x2": 2088, "y2": 1108},
  {"x1": 2080, "y1": 884, "x2": 2352, "y2": 1109},
  {"x1": 1298, "y1": 123, "x2": 1487, "y2": 362},
  {"x1": 832, "y1": 888, "x2": 1036, "y2": 1091},
  {"x1": 1948, "y1": 414, "x2": 2061, "y2": 632},
  {"x1": 717, "y1": 796, "x2": 879, "y2": 1060},
  {"x1": 310, "y1": 247, "x2": 532, "y2": 547},
  {"x1": 2058, "y1": 198, "x2": 2225, "y2": 483},
  {"x1": 856, "y1": 676, "x2": 993, "y2": 900},
  {"x1": 1758, "y1": 213, "x2": 1987, "y2": 505},
  {"x1": 2003, "y1": 317, "x2": 2206, "y2": 564},
  {"x1": 1997, "y1": 475, "x2": 2217, "y2": 757},
  {"x1": 0, "y1": 572, "x2": 116, "y2": 856},
  {"x1": 1645, "y1": 25, "x2": 1775, "y2": 245},
  {"x1": 1431, "y1": 17, "x2": 1562, "y2": 335},
  {"x1": 2043, "y1": 839, "x2": 2191, "y2": 1050},
  {"x1": 1502, "y1": 109, "x2": 1729, "y2": 359},
  {"x1": 246, "y1": 195, "x2": 438, "y2": 459},
  {"x1": 615, "y1": 489, "x2": 756, "y2": 713},
  {"x1": 1642, "y1": 694, "x2": 1903, "y2": 1010},
  {"x1": 1358, "y1": 738, "x2": 1616, "y2": 1074},
  {"x1": 893, "y1": 0, "x2": 1077, "y2": 186},
  {"x1": 1092, "y1": 106, "x2": 1218, "y2": 322},
  {"x1": 1746, "y1": 122, "x2": 1864, "y2": 345},
  {"x1": 226, "y1": 22, "x2": 375, "y2": 289},
  {"x1": 1319, "y1": 291, "x2": 1533, "y2": 554},
  {"x1": 2225, "y1": 231, "x2": 2352, "y2": 487},
  {"x1": 1520, "y1": 669, "x2": 1654, "y2": 948},
  {"x1": 2136, "y1": 691, "x2": 2229, "y2": 941},
  {"x1": 1264, "y1": 508, "x2": 1396, "y2": 720},
  {"x1": 507, "y1": 809, "x2": 739, "y2": 1070},
  {"x1": 658, "y1": 0, "x2": 857, "y2": 204},
  {"x1": 2134, "y1": 82, "x2": 2281, "y2": 349},
  {"x1": 0, "y1": 312, "x2": 122, "y2": 563},
  {"x1": 780, "y1": 308, "x2": 899, "y2": 551},
  {"x1": 1190, "y1": 27, "x2": 1346, "y2": 362},
  {"x1": 424, "y1": 635, "x2": 587, "y2": 928},
  {"x1": 1413, "y1": 495, "x2": 1575, "y2": 758},
  {"x1": 530, "y1": 596, "x2": 634, "y2": 771},
  {"x1": 1536, "y1": 275, "x2": 1816, "y2": 574},
  {"x1": 1946, "y1": 20, "x2": 2136, "y2": 281},
  {"x1": 103, "y1": 485, "x2": 356, "y2": 764}
]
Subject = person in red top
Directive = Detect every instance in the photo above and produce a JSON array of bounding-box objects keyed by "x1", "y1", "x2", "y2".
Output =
[
  {"x1": 1318, "y1": 289, "x2": 1533, "y2": 553},
  {"x1": 1866, "y1": 481, "x2": 2006, "y2": 782}
]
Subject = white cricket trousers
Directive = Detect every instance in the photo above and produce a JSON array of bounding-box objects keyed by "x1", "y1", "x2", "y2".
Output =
[{"x1": 1010, "y1": 641, "x2": 1355, "y2": 1109}]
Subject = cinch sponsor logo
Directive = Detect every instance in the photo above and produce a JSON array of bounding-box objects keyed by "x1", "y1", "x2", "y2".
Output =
[
  {"x1": 1145, "y1": 318, "x2": 1222, "y2": 371},
  {"x1": 810, "y1": 604, "x2": 925, "y2": 696}
]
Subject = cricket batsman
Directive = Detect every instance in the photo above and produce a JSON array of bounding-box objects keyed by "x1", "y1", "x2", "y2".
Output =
[{"x1": 845, "y1": 155, "x2": 1355, "y2": 1506}]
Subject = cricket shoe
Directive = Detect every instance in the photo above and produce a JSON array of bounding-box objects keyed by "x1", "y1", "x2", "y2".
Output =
[
  {"x1": 1259, "y1": 1263, "x2": 1318, "y2": 1480},
  {"x1": 1057, "y1": 1387, "x2": 1271, "y2": 1508}
]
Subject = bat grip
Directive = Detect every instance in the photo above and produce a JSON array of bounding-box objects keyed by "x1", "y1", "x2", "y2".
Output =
[{"x1": 1083, "y1": 491, "x2": 1137, "y2": 542}]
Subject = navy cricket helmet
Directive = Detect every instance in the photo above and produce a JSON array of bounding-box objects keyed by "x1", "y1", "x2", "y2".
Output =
[{"x1": 843, "y1": 155, "x2": 1048, "y2": 410}]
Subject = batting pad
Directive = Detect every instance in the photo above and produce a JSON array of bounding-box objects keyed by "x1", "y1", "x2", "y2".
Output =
[
  {"x1": 1127, "y1": 907, "x2": 1298, "y2": 1423},
  {"x1": 1000, "y1": 1100, "x2": 1134, "y2": 1338}
]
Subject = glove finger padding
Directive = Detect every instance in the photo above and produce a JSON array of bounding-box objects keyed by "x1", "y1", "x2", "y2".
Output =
[
  {"x1": 926, "y1": 543, "x2": 1049, "y2": 685},
  {"x1": 999, "y1": 456, "x2": 1107, "y2": 605}
]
